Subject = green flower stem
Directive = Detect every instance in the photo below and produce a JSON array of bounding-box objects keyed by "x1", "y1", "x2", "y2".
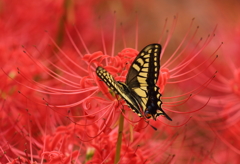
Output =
[
  {"x1": 56, "y1": 0, "x2": 74, "y2": 47},
  {"x1": 114, "y1": 112, "x2": 124, "y2": 164}
]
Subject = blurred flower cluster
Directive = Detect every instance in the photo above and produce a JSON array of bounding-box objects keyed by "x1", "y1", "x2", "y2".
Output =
[{"x1": 1, "y1": 0, "x2": 240, "y2": 163}]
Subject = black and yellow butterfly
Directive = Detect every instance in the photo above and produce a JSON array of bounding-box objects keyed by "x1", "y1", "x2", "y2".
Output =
[{"x1": 96, "y1": 44, "x2": 172, "y2": 121}]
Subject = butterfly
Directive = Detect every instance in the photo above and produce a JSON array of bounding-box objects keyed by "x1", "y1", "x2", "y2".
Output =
[{"x1": 96, "y1": 43, "x2": 172, "y2": 121}]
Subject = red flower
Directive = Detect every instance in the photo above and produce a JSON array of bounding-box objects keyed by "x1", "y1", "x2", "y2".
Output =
[
  {"x1": 181, "y1": 2, "x2": 240, "y2": 161},
  {"x1": 1, "y1": 1, "x2": 232, "y2": 163},
  {"x1": 0, "y1": 0, "x2": 112, "y2": 162}
]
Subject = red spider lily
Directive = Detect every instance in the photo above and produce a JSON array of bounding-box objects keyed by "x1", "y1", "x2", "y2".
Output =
[
  {"x1": 38, "y1": 121, "x2": 148, "y2": 163},
  {"x1": 35, "y1": 117, "x2": 181, "y2": 163},
  {"x1": 0, "y1": 1, "x2": 109, "y2": 163},
  {"x1": 0, "y1": 1, "x2": 223, "y2": 163},
  {"x1": 4, "y1": 17, "x2": 219, "y2": 163},
  {"x1": 186, "y1": 27, "x2": 240, "y2": 162}
]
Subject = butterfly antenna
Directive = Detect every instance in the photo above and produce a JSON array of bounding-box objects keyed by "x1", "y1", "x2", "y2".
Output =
[
  {"x1": 150, "y1": 124, "x2": 158, "y2": 131},
  {"x1": 145, "y1": 120, "x2": 157, "y2": 131}
]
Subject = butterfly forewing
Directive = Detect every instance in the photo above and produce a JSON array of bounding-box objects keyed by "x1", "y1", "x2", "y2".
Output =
[
  {"x1": 96, "y1": 67, "x2": 118, "y2": 92},
  {"x1": 126, "y1": 44, "x2": 172, "y2": 121},
  {"x1": 126, "y1": 44, "x2": 161, "y2": 88},
  {"x1": 96, "y1": 67, "x2": 141, "y2": 113}
]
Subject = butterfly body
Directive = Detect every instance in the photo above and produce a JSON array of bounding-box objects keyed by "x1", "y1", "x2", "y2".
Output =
[{"x1": 96, "y1": 44, "x2": 172, "y2": 121}]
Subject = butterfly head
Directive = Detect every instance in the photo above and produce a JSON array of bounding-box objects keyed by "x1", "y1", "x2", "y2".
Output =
[
  {"x1": 145, "y1": 98, "x2": 172, "y2": 121},
  {"x1": 144, "y1": 104, "x2": 158, "y2": 120},
  {"x1": 144, "y1": 109, "x2": 172, "y2": 121},
  {"x1": 144, "y1": 110, "x2": 158, "y2": 121}
]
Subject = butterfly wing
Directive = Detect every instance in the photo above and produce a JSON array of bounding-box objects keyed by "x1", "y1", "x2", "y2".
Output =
[
  {"x1": 126, "y1": 44, "x2": 172, "y2": 121},
  {"x1": 96, "y1": 67, "x2": 141, "y2": 113}
]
